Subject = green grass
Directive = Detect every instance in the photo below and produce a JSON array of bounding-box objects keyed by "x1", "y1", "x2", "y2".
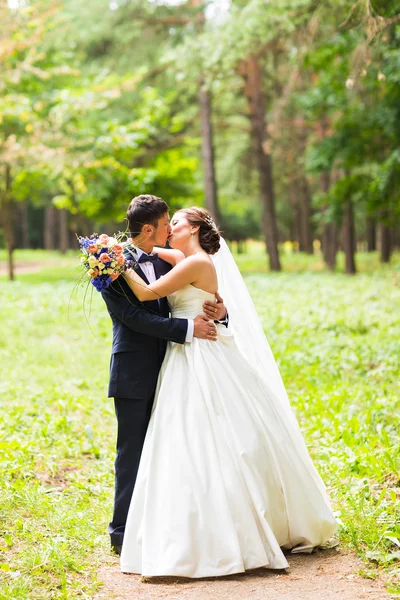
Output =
[
  {"x1": 0, "y1": 248, "x2": 399, "y2": 598},
  {"x1": 0, "y1": 249, "x2": 77, "y2": 264},
  {"x1": 233, "y1": 240, "x2": 400, "y2": 274}
]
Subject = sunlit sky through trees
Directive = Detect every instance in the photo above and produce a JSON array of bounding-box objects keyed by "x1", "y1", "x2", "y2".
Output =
[{"x1": 108, "y1": 0, "x2": 231, "y2": 21}]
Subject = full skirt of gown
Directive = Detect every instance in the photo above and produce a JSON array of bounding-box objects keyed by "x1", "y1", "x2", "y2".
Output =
[{"x1": 120, "y1": 285, "x2": 337, "y2": 578}]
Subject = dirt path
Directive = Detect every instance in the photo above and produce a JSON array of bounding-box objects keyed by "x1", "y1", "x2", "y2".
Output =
[
  {"x1": 96, "y1": 549, "x2": 390, "y2": 600},
  {"x1": 0, "y1": 261, "x2": 56, "y2": 275}
]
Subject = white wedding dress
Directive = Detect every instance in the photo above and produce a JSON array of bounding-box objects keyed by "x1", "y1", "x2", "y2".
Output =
[{"x1": 120, "y1": 283, "x2": 338, "y2": 578}]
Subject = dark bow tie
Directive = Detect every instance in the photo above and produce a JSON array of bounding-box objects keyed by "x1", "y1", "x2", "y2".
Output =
[{"x1": 138, "y1": 252, "x2": 159, "y2": 264}]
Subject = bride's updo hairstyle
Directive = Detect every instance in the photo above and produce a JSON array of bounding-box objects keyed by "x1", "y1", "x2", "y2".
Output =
[{"x1": 180, "y1": 207, "x2": 220, "y2": 255}]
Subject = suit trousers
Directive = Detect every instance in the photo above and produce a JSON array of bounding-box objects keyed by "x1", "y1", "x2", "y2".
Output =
[{"x1": 108, "y1": 395, "x2": 155, "y2": 547}]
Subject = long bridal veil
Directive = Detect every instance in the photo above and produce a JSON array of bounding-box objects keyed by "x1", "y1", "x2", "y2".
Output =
[
  {"x1": 212, "y1": 238, "x2": 291, "y2": 405},
  {"x1": 211, "y1": 237, "x2": 334, "y2": 499}
]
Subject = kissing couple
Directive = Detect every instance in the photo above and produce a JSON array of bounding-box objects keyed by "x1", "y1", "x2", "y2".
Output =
[{"x1": 100, "y1": 194, "x2": 337, "y2": 578}]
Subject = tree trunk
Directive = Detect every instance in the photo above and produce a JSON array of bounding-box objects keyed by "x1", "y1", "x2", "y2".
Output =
[
  {"x1": 20, "y1": 201, "x2": 30, "y2": 249},
  {"x1": 240, "y1": 55, "x2": 281, "y2": 271},
  {"x1": 380, "y1": 223, "x2": 392, "y2": 263},
  {"x1": 299, "y1": 177, "x2": 313, "y2": 253},
  {"x1": 1, "y1": 165, "x2": 15, "y2": 281},
  {"x1": 318, "y1": 116, "x2": 338, "y2": 269},
  {"x1": 59, "y1": 209, "x2": 69, "y2": 253},
  {"x1": 320, "y1": 169, "x2": 338, "y2": 270},
  {"x1": 288, "y1": 179, "x2": 300, "y2": 247},
  {"x1": 322, "y1": 223, "x2": 338, "y2": 270},
  {"x1": 199, "y1": 78, "x2": 220, "y2": 224},
  {"x1": 393, "y1": 226, "x2": 400, "y2": 251},
  {"x1": 342, "y1": 198, "x2": 357, "y2": 274},
  {"x1": 44, "y1": 205, "x2": 57, "y2": 249},
  {"x1": 297, "y1": 116, "x2": 313, "y2": 254},
  {"x1": 366, "y1": 217, "x2": 376, "y2": 252},
  {"x1": 237, "y1": 240, "x2": 246, "y2": 254},
  {"x1": 75, "y1": 213, "x2": 92, "y2": 237}
]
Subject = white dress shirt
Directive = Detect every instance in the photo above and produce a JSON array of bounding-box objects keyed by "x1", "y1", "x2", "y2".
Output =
[{"x1": 133, "y1": 246, "x2": 194, "y2": 343}]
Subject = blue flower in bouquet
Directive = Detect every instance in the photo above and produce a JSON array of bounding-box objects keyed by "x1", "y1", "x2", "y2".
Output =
[
  {"x1": 92, "y1": 275, "x2": 113, "y2": 291},
  {"x1": 78, "y1": 235, "x2": 98, "y2": 251}
]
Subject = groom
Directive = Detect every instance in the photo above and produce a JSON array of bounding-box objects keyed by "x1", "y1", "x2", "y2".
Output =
[{"x1": 101, "y1": 194, "x2": 227, "y2": 554}]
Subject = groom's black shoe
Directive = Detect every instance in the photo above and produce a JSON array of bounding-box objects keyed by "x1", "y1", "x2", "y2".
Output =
[
  {"x1": 109, "y1": 527, "x2": 123, "y2": 555},
  {"x1": 111, "y1": 544, "x2": 122, "y2": 556}
]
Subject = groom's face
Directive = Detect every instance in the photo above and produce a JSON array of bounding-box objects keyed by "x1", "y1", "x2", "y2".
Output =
[{"x1": 150, "y1": 212, "x2": 171, "y2": 247}]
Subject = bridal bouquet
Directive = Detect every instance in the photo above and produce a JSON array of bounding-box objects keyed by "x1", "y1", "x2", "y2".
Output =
[{"x1": 78, "y1": 233, "x2": 132, "y2": 291}]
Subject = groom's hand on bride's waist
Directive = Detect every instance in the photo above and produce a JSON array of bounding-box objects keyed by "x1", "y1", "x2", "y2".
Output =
[
  {"x1": 194, "y1": 315, "x2": 218, "y2": 341},
  {"x1": 203, "y1": 292, "x2": 227, "y2": 322}
]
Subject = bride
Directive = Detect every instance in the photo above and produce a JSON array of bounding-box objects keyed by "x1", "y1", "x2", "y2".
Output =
[{"x1": 120, "y1": 206, "x2": 337, "y2": 578}]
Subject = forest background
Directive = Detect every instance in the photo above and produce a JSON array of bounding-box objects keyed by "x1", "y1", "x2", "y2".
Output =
[
  {"x1": 1, "y1": 1, "x2": 400, "y2": 599},
  {"x1": 1, "y1": 0, "x2": 400, "y2": 277}
]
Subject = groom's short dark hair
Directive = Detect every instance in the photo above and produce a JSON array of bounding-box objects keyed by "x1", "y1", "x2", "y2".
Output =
[{"x1": 127, "y1": 194, "x2": 169, "y2": 236}]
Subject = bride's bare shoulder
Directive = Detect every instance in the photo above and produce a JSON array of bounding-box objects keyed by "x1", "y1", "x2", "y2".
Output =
[
  {"x1": 182, "y1": 253, "x2": 216, "y2": 276},
  {"x1": 169, "y1": 252, "x2": 214, "y2": 275},
  {"x1": 184, "y1": 253, "x2": 212, "y2": 266}
]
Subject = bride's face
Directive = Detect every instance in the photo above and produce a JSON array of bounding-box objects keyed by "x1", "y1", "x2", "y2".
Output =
[{"x1": 168, "y1": 212, "x2": 192, "y2": 249}]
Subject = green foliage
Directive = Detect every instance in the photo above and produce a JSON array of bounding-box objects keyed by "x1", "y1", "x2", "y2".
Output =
[
  {"x1": 220, "y1": 203, "x2": 262, "y2": 242},
  {"x1": 1, "y1": 0, "x2": 400, "y2": 268},
  {"x1": 302, "y1": 12, "x2": 400, "y2": 231},
  {"x1": 371, "y1": 0, "x2": 400, "y2": 18}
]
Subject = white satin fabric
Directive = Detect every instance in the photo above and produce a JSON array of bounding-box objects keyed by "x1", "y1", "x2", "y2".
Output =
[{"x1": 120, "y1": 285, "x2": 337, "y2": 578}]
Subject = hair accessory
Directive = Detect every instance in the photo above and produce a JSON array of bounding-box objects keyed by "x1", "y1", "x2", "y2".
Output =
[{"x1": 205, "y1": 215, "x2": 217, "y2": 229}]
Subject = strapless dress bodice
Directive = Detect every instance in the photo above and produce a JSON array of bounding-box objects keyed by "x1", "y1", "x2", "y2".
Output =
[{"x1": 168, "y1": 285, "x2": 215, "y2": 319}]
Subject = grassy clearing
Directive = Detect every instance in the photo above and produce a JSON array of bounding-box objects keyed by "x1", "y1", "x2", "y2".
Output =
[
  {"x1": 0, "y1": 250, "x2": 77, "y2": 264},
  {"x1": 0, "y1": 248, "x2": 399, "y2": 598}
]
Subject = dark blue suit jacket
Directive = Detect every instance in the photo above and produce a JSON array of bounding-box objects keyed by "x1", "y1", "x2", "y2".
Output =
[{"x1": 101, "y1": 250, "x2": 188, "y2": 400}]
